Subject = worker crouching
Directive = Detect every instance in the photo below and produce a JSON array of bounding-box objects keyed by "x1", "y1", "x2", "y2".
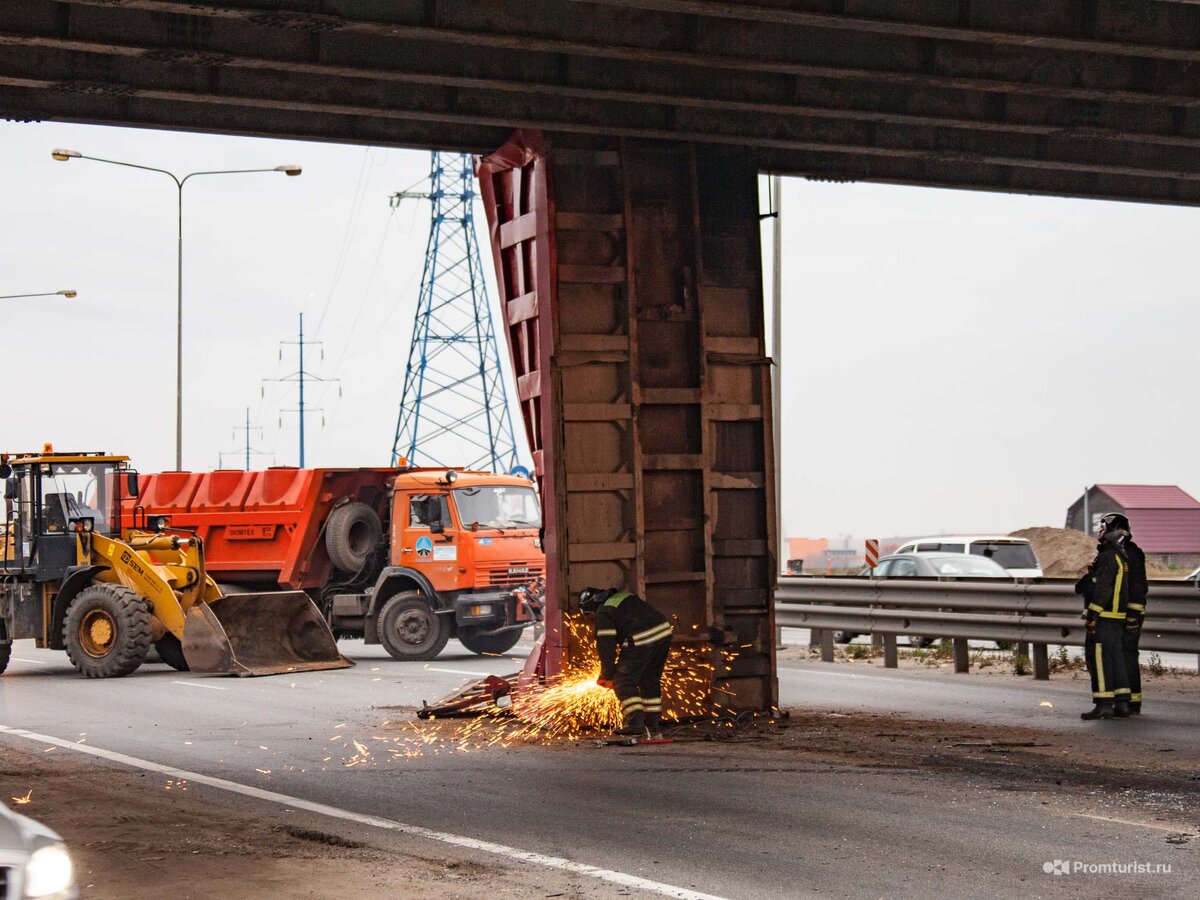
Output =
[{"x1": 579, "y1": 587, "x2": 673, "y2": 739}]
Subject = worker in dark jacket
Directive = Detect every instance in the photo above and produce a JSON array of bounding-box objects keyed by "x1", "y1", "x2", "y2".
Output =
[
  {"x1": 579, "y1": 587, "x2": 673, "y2": 739},
  {"x1": 1106, "y1": 515, "x2": 1149, "y2": 714},
  {"x1": 1074, "y1": 515, "x2": 1133, "y2": 720}
]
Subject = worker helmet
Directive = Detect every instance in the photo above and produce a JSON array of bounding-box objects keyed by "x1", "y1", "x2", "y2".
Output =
[
  {"x1": 1098, "y1": 512, "x2": 1131, "y2": 541},
  {"x1": 578, "y1": 587, "x2": 611, "y2": 614}
]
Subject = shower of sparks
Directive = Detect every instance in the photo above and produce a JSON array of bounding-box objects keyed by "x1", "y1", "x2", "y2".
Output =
[
  {"x1": 11, "y1": 789, "x2": 32, "y2": 805},
  {"x1": 322, "y1": 614, "x2": 745, "y2": 767}
]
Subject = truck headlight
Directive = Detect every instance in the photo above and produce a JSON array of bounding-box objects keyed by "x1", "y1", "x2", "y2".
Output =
[
  {"x1": 468, "y1": 604, "x2": 492, "y2": 617},
  {"x1": 25, "y1": 843, "x2": 74, "y2": 898}
]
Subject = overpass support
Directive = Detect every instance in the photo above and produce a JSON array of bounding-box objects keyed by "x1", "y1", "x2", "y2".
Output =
[{"x1": 478, "y1": 133, "x2": 778, "y2": 714}]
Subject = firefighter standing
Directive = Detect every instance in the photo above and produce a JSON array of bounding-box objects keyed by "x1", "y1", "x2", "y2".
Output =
[
  {"x1": 1108, "y1": 514, "x2": 1149, "y2": 714},
  {"x1": 1074, "y1": 514, "x2": 1133, "y2": 719},
  {"x1": 579, "y1": 587, "x2": 673, "y2": 739}
]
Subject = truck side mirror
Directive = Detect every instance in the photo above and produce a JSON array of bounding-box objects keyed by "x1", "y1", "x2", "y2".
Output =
[
  {"x1": 4, "y1": 476, "x2": 17, "y2": 501},
  {"x1": 126, "y1": 472, "x2": 140, "y2": 498}
]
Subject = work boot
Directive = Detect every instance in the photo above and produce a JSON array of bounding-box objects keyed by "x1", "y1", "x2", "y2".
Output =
[
  {"x1": 1129, "y1": 702, "x2": 1142, "y2": 716},
  {"x1": 1114, "y1": 699, "x2": 1131, "y2": 718},
  {"x1": 1081, "y1": 702, "x2": 1115, "y2": 721},
  {"x1": 644, "y1": 712, "x2": 664, "y2": 740},
  {"x1": 614, "y1": 709, "x2": 646, "y2": 737}
]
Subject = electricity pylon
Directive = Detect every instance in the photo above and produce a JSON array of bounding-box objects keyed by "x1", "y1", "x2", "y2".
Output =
[{"x1": 390, "y1": 152, "x2": 519, "y2": 472}]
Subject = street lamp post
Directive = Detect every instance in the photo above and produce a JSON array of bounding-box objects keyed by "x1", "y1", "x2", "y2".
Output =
[
  {"x1": 51, "y1": 149, "x2": 301, "y2": 470},
  {"x1": 0, "y1": 290, "x2": 77, "y2": 300}
]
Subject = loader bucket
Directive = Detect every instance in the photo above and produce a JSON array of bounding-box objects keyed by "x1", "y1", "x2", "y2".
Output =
[{"x1": 181, "y1": 591, "x2": 353, "y2": 677}]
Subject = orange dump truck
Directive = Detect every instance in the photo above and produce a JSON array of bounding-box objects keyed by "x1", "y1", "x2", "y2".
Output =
[{"x1": 123, "y1": 467, "x2": 544, "y2": 660}]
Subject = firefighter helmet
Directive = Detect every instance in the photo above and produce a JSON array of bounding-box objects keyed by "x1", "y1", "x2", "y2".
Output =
[
  {"x1": 1098, "y1": 512, "x2": 1131, "y2": 540},
  {"x1": 578, "y1": 587, "x2": 610, "y2": 614}
]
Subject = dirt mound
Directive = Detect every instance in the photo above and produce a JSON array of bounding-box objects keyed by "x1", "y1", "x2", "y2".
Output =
[
  {"x1": 1010, "y1": 526, "x2": 1176, "y2": 578},
  {"x1": 1009, "y1": 526, "x2": 1097, "y2": 577}
]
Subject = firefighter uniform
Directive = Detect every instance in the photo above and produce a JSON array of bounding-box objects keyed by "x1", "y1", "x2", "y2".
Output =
[
  {"x1": 591, "y1": 590, "x2": 672, "y2": 737},
  {"x1": 1077, "y1": 540, "x2": 1131, "y2": 719},
  {"x1": 1123, "y1": 538, "x2": 1148, "y2": 713}
]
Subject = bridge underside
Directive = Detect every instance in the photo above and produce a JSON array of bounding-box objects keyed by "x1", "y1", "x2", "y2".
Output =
[
  {"x1": 5, "y1": 1, "x2": 1200, "y2": 712},
  {"x1": 5, "y1": 1, "x2": 1200, "y2": 206}
]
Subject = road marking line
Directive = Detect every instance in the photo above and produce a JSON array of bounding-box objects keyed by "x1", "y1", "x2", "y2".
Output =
[
  {"x1": 14, "y1": 658, "x2": 49, "y2": 665},
  {"x1": 0, "y1": 725, "x2": 725, "y2": 900},
  {"x1": 425, "y1": 667, "x2": 489, "y2": 676},
  {"x1": 1070, "y1": 812, "x2": 1193, "y2": 834},
  {"x1": 170, "y1": 680, "x2": 229, "y2": 691}
]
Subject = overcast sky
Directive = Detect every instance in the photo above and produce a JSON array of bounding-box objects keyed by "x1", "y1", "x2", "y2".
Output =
[{"x1": 3, "y1": 120, "x2": 1196, "y2": 540}]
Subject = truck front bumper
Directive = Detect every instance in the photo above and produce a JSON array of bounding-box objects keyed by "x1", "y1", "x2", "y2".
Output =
[{"x1": 454, "y1": 590, "x2": 540, "y2": 634}]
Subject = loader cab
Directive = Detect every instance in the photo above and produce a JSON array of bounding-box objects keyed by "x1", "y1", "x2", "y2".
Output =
[{"x1": 1, "y1": 451, "x2": 133, "y2": 579}]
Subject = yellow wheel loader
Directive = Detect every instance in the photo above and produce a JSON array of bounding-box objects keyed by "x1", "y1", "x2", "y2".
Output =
[{"x1": 0, "y1": 449, "x2": 351, "y2": 678}]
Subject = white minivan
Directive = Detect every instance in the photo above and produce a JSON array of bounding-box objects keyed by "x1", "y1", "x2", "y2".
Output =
[{"x1": 893, "y1": 535, "x2": 1043, "y2": 578}]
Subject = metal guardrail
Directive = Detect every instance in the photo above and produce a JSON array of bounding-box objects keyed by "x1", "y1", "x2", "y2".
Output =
[{"x1": 774, "y1": 576, "x2": 1200, "y2": 678}]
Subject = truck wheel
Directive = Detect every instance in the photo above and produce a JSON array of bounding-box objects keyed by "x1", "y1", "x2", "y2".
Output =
[
  {"x1": 64, "y1": 584, "x2": 153, "y2": 678},
  {"x1": 458, "y1": 627, "x2": 522, "y2": 656},
  {"x1": 377, "y1": 592, "x2": 450, "y2": 661},
  {"x1": 0, "y1": 641, "x2": 10, "y2": 675},
  {"x1": 155, "y1": 634, "x2": 189, "y2": 671},
  {"x1": 325, "y1": 502, "x2": 383, "y2": 573}
]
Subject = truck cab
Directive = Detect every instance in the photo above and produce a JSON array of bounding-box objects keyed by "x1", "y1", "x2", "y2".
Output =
[{"x1": 358, "y1": 470, "x2": 544, "y2": 658}]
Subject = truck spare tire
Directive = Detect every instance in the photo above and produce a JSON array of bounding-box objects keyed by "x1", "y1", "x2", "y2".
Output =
[{"x1": 325, "y1": 502, "x2": 383, "y2": 573}]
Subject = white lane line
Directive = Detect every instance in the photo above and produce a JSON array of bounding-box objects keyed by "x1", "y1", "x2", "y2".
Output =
[
  {"x1": 13, "y1": 658, "x2": 49, "y2": 665},
  {"x1": 170, "y1": 680, "x2": 229, "y2": 691},
  {"x1": 0, "y1": 725, "x2": 725, "y2": 900},
  {"x1": 424, "y1": 667, "x2": 490, "y2": 676},
  {"x1": 1070, "y1": 812, "x2": 1194, "y2": 835}
]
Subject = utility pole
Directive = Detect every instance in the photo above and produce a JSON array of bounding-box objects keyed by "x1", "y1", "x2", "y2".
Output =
[
  {"x1": 218, "y1": 407, "x2": 271, "y2": 470},
  {"x1": 771, "y1": 174, "x2": 784, "y2": 573},
  {"x1": 263, "y1": 313, "x2": 340, "y2": 467}
]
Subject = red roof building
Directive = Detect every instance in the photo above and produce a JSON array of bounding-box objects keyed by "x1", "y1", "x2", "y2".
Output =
[{"x1": 1065, "y1": 484, "x2": 1200, "y2": 565}]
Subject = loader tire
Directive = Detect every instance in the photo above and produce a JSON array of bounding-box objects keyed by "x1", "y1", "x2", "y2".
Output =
[
  {"x1": 457, "y1": 626, "x2": 522, "y2": 657},
  {"x1": 0, "y1": 641, "x2": 11, "y2": 675},
  {"x1": 377, "y1": 592, "x2": 450, "y2": 661},
  {"x1": 155, "y1": 634, "x2": 189, "y2": 671},
  {"x1": 64, "y1": 584, "x2": 153, "y2": 678},
  {"x1": 325, "y1": 502, "x2": 383, "y2": 573}
]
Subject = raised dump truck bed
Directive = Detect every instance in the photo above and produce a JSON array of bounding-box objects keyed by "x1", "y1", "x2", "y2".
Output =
[{"x1": 122, "y1": 467, "x2": 394, "y2": 589}]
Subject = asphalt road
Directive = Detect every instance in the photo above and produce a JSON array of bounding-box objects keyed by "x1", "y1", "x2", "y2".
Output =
[{"x1": 2, "y1": 637, "x2": 1196, "y2": 899}]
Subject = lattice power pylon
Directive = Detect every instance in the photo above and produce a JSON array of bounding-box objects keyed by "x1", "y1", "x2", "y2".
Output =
[{"x1": 390, "y1": 152, "x2": 520, "y2": 472}]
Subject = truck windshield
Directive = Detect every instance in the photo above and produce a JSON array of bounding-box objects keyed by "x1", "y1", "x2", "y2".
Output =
[
  {"x1": 41, "y1": 463, "x2": 118, "y2": 535},
  {"x1": 452, "y1": 485, "x2": 542, "y2": 529}
]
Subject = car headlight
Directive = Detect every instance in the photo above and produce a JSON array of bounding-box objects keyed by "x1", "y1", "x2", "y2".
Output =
[{"x1": 25, "y1": 843, "x2": 74, "y2": 898}]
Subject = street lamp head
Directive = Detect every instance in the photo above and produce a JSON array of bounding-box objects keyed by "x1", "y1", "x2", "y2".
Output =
[
  {"x1": 51, "y1": 149, "x2": 81, "y2": 161},
  {"x1": 275, "y1": 164, "x2": 302, "y2": 176},
  {"x1": 58, "y1": 290, "x2": 78, "y2": 299}
]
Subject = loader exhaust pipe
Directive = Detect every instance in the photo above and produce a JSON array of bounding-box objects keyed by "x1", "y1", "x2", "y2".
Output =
[{"x1": 181, "y1": 591, "x2": 353, "y2": 677}]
